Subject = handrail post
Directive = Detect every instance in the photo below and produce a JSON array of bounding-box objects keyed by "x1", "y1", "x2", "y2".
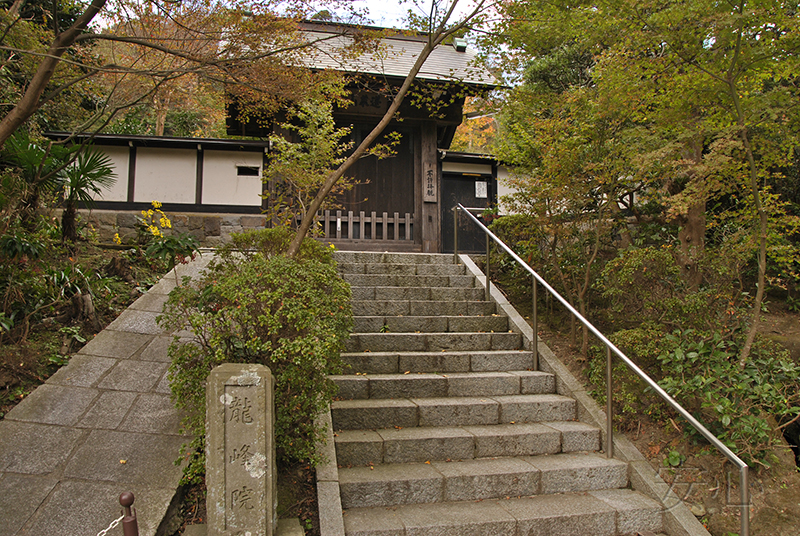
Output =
[
  {"x1": 484, "y1": 227, "x2": 491, "y2": 302},
  {"x1": 453, "y1": 206, "x2": 459, "y2": 264},
  {"x1": 740, "y1": 466, "x2": 750, "y2": 536},
  {"x1": 606, "y1": 345, "x2": 614, "y2": 459},
  {"x1": 532, "y1": 277, "x2": 538, "y2": 371}
]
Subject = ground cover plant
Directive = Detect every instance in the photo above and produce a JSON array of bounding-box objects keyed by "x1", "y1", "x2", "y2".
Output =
[{"x1": 159, "y1": 227, "x2": 352, "y2": 484}]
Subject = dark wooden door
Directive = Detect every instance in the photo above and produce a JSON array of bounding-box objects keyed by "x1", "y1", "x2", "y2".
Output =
[
  {"x1": 338, "y1": 125, "x2": 415, "y2": 216},
  {"x1": 441, "y1": 173, "x2": 494, "y2": 253}
]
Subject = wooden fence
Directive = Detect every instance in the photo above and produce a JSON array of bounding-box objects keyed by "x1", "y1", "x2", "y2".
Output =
[{"x1": 315, "y1": 210, "x2": 414, "y2": 242}]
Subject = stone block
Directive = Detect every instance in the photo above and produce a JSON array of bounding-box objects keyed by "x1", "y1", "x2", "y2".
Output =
[
  {"x1": 77, "y1": 390, "x2": 138, "y2": 429},
  {"x1": 78, "y1": 330, "x2": 152, "y2": 359},
  {"x1": 117, "y1": 213, "x2": 138, "y2": 228},
  {"x1": 331, "y1": 399, "x2": 418, "y2": 430},
  {"x1": 120, "y1": 393, "x2": 183, "y2": 435},
  {"x1": 379, "y1": 426, "x2": 474, "y2": 464},
  {"x1": 46, "y1": 354, "x2": 117, "y2": 388},
  {"x1": 342, "y1": 352, "x2": 399, "y2": 374},
  {"x1": 188, "y1": 215, "x2": 204, "y2": 230},
  {"x1": 397, "y1": 352, "x2": 470, "y2": 373},
  {"x1": 0, "y1": 420, "x2": 83, "y2": 473},
  {"x1": 0, "y1": 473, "x2": 58, "y2": 536},
  {"x1": 464, "y1": 423, "x2": 561, "y2": 458},
  {"x1": 339, "y1": 463, "x2": 443, "y2": 508},
  {"x1": 501, "y1": 493, "x2": 617, "y2": 536},
  {"x1": 494, "y1": 394, "x2": 576, "y2": 423},
  {"x1": 543, "y1": 421, "x2": 601, "y2": 452},
  {"x1": 204, "y1": 216, "x2": 221, "y2": 236},
  {"x1": 63, "y1": 429, "x2": 185, "y2": 487},
  {"x1": 206, "y1": 364, "x2": 276, "y2": 536},
  {"x1": 240, "y1": 216, "x2": 266, "y2": 228},
  {"x1": 335, "y1": 430, "x2": 384, "y2": 467},
  {"x1": 414, "y1": 397, "x2": 498, "y2": 427},
  {"x1": 524, "y1": 453, "x2": 628, "y2": 494},
  {"x1": 511, "y1": 370, "x2": 556, "y2": 394},
  {"x1": 97, "y1": 360, "x2": 168, "y2": 392},
  {"x1": 368, "y1": 374, "x2": 447, "y2": 399},
  {"x1": 397, "y1": 500, "x2": 516, "y2": 536},
  {"x1": 330, "y1": 375, "x2": 369, "y2": 400},
  {"x1": 6, "y1": 384, "x2": 97, "y2": 426},
  {"x1": 445, "y1": 372, "x2": 519, "y2": 397},
  {"x1": 343, "y1": 506, "x2": 404, "y2": 536},
  {"x1": 470, "y1": 351, "x2": 533, "y2": 372},
  {"x1": 590, "y1": 489, "x2": 664, "y2": 535},
  {"x1": 432, "y1": 457, "x2": 539, "y2": 501},
  {"x1": 105, "y1": 309, "x2": 162, "y2": 335}
]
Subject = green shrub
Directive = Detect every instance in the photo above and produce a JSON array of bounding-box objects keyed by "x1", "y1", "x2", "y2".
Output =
[
  {"x1": 158, "y1": 228, "x2": 352, "y2": 483},
  {"x1": 588, "y1": 325, "x2": 675, "y2": 429},
  {"x1": 655, "y1": 330, "x2": 800, "y2": 467}
]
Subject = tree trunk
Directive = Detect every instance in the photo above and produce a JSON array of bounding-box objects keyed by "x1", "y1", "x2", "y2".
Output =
[
  {"x1": 675, "y1": 202, "x2": 706, "y2": 290},
  {"x1": 0, "y1": 0, "x2": 108, "y2": 147},
  {"x1": 62, "y1": 203, "x2": 78, "y2": 243}
]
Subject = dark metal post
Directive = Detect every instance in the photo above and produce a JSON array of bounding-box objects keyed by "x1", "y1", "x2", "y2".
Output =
[
  {"x1": 606, "y1": 346, "x2": 614, "y2": 459},
  {"x1": 532, "y1": 277, "x2": 538, "y2": 371},
  {"x1": 453, "y1": 206, "x2": 459, "y2": 264},
  {"x1": 120, "y1": 492, "x2": 139, "y2": 536}
]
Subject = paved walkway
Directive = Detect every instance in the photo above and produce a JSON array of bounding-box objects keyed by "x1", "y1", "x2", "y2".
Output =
[{"x1": 0, "y1": 256, "x2": 212, "y2": 536}]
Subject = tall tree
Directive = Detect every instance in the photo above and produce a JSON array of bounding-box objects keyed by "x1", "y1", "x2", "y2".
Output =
[
  {"x1": 488, "y1": 0, "x2": 800, "y2": 363},
  {"x1": 0, "y1": 0, "x2": 366, "y2": 145}
]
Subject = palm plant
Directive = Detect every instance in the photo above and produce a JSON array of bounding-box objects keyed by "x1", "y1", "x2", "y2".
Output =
[
  {"x1": 59, "y1": 149, "x2": 116, "y2": 242},
  {"x1": 2, "y1": 132, "x2": 73, "y2": 224}
]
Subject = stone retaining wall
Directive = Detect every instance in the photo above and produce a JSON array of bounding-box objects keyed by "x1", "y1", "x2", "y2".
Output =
[{"x1": 81, "y1": 209, "x2": 267, "y2": 247}]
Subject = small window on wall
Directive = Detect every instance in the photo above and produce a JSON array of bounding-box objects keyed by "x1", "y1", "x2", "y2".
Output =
[{"x1": 237, "y1": 165, "x2": 260, "y2": 177}]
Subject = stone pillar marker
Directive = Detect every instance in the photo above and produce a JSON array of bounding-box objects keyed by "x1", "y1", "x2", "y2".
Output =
[{"x1": 207, "y1": 363, "x2": 276, "y2": 536}]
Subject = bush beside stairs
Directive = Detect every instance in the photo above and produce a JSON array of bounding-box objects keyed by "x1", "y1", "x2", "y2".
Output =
[{"x1": 316, "y1": 251, "x2": 694, "y2": 536}]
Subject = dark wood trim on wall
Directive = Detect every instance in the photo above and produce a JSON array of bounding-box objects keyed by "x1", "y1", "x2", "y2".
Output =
[
  {"x1": 127, "y1": 145, "x2": 136, "y2": 203},
  {"x1": 195, "y1": 147, "x2": 204, "y2": 205},
  {"x1": 88, "y1": 201, "x2": 263, "y2": 214},
  {"x1": 262, "y1": 151, "x2": 270, "y2": 212}
]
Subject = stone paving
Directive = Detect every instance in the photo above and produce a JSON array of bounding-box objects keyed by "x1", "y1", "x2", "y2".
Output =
[{"x1": 0, "y1": 256, "x2": 213, "y2": 536}]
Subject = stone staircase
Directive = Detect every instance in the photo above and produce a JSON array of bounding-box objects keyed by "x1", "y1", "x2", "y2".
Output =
[{"x1": 327, "y1": 251, "x2": 667, "y2": 536}]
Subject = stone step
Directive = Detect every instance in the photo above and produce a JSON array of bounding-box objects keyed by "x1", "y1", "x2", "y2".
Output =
[
  {"x1": 351, "y1": 299, "x2": 496, "y2": 317},
  {"x1": 341, "y1": 350, "x2": 536, "y2": 374},
  {"x1": 343, "y1": 274, "x2": 477, "y2": 289},
  {"x1": 339, "y1": 453, "x2": 628, "y2": 509},
  {"x1": 331, "y1": 394, "x2": 576, "y2": 430},
  {"x1": 345, "y1": 332, "x2": 522, "y2": 353},
  {"x1": 338, "y1": 262, "x2": 467, "y2": 276},
  {"x1": 334, "y1": 251, "x2": 455, "y2": 265},
  {"x1": 332, "y1": 371, "x2": 555, "y2": 400},
  {"x1": 342, "y1": 488, "x2": 663, "y2": 536},
  {"x1": 351, "y1": 286, "x2": 487, "y2": 302},
  {"x1": 334, "y1": 421, "x2": 600, "y2": 466},
  {"x1": 353, "y1": 315, "x2": 509, "y2": 334}
]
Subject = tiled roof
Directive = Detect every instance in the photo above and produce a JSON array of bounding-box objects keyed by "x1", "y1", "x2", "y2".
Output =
[{"x1": 300, "y1": 27, "x2": 500, "y2": 87}]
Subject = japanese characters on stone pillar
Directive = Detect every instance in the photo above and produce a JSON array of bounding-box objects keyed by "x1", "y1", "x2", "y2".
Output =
[{"x1": 207, "y1": 364, "x2": 276, "y2": 536}]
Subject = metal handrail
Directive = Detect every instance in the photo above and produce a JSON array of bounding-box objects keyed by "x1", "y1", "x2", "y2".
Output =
[{"x1": 453, "y1": 204, "x2": 750, "y2": 536}]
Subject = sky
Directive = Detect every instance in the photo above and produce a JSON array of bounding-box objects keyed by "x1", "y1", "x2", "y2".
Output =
[{"x1": 328, "y1": 1, "x2": 478, "y2": 29}]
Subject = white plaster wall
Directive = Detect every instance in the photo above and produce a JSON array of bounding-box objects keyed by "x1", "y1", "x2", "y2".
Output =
[
  {"x1": 96, "y1": 146, "x2": 129, "y2": 202},
  {"x1": 496, "y1": 165, "x2": 518, "y2": 215},
  {"x1": 202, "y1": 150, "x2": 263, "y2": 206},
  {"x1": 134, "y1": 147, "x2": 196, "y2": 203}
]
